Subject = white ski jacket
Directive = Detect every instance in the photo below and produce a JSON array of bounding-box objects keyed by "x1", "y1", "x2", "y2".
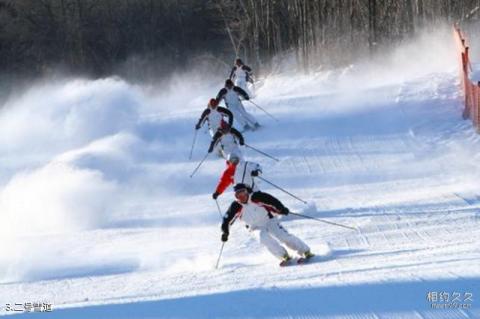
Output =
[{"x1": 222, "y1": 191, "x2": 289, "y2": 230}]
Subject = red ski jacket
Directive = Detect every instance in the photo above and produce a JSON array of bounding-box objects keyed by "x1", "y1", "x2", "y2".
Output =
[{"x1": 215, "y1": 163, "x2": 236, "y2": 194}]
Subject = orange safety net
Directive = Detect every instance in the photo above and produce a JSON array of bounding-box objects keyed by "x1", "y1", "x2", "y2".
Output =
[{"x1": 454, "y1": 24, "x2": 480, "y2": 130}]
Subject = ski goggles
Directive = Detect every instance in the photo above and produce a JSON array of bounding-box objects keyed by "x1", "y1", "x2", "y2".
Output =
[{"x1": 234, "y1": 188, "x2": 249, "y2": 201}]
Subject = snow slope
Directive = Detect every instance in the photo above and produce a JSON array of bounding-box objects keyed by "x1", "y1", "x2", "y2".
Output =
[{"x1": 1, "y1": 29, "x2": 479, "y2": 318}]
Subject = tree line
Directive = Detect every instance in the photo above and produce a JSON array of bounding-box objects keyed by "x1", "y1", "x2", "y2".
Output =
[{"x1": 0, "y1": 0, "x2": 479, "y2": 82}]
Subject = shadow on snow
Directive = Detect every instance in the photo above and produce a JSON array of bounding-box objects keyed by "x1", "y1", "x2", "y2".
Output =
[{"x1": 18, "y1": 278, "x2": 479, "y2": 318}]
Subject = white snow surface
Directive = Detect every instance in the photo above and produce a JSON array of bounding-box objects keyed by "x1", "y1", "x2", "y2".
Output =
[{"x1": 0, "y1": 30, "x2": 479, "y2": 318}]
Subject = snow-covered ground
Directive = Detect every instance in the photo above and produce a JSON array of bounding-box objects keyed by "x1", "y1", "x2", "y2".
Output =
[{"x1": 0, "y1": 29, "x2": 479, "y2": 318}]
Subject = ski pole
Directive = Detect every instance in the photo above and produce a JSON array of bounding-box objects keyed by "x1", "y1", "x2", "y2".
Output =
[
  {"x1": 290, "y1": 212, "x2": 357, "y2": 231},
  {"x1": 188, "y1": 129, "x2": 198, "y2": 160},
  {"x1": 248, "y1": 100, "x2": 279, "y2": 122},
  {"x1": 257, "y1": 176, "x2": 308, "y2": 205},
  {"x1": 215, "y1": 199, "x2": 223, "y2": 219},
  {"x1": 215, "y1": 242, "x2": 225, "y2": 269},
  {"x1": 189, "y1": 152, "x2": 209, "y2": 178},
  {"x1": 244, "y1": 143, "x2": 279, "y2": 162}
]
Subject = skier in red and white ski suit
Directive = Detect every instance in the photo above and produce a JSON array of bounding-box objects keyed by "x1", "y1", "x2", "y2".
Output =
[
  {"x1": 212, "y1": 154, "x2": 262, "y2": 200},
  {"x1": 221, "y1": 183, "x2": 312, "y2": 266},
  {"x1": 195, "y1": 98, "x2": 233, "y2": 136}
]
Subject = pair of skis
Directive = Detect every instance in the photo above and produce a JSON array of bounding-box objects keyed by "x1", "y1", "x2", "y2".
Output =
[{"x1": 279, "y1": 255, "x2": 314, "y2": 267}]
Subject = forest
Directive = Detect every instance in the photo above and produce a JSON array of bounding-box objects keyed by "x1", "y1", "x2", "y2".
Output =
[{"x1": 0, "y1": 0, "x2": 479, "y2": 82}]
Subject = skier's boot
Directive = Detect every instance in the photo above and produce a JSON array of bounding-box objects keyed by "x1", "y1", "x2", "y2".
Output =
[
  {"x1": 303, "y1": 250, "x2": 315, "y2": 260},
  {"x1": 279, "y1": 254, "x2": 292, "y2": 267},
  {"x1": 297, "y1": 251, "x2": 315, "y2": 264}
]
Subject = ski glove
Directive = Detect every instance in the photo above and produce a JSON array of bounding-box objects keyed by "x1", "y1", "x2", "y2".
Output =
[
  {"x1": 212, "y1": 192, "x2": 220, "y2": 200},
  {"x1": 280, "y1": 207, "x2": 290, "y2": 215},
  {"x1": 251, "y1": 169, "x2": 261, "y2": 177},
  {"x1": 221, "y1": 232, "x2": 229, "y2": 242},
  {"x1": 208, "y1": 144, "x2": 214, "y2": 153},
  {"x1": 195, "y1": 123, "x2": 201, "y2": 130}
]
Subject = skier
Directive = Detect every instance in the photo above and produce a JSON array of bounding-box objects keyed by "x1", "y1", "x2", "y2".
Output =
[
  {"x1": 216, "y1": 79, "x2": 260, "y2": 132},
  {"x1": 212, "y1": 153, "x2": 262, "y2": 200},
  {"x1": 195, "y1": 98, "x2": 233, "y2": 136},
  {"x1": 229, "y1": 58, "x2": 253, "y2": 94},
  {"x1": 221, "y1": 183, "x2": 314, "y2": 266},
  {"x1": 208, "y1": 121, "x2": 245, "y2": 160}
]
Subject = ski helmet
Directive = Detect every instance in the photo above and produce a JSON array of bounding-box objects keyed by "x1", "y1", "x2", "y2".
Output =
[
  {"x1": 227, "y1": 152, "x2": 240, "y2": 164},
  {"x1": 225, "y1": 79, "x2": 234, "y2": 87},
  {"x1": 234, "y1": 183, "x2": 249, "y2": 201},
  {"x1": 220, "y1": 121, "x2": 230, "y2": 131},
  {"x1": 209, "y1": 98, "x2": 218, "y2": 107},
  {"x1": 233, "y1": 183, "x2": 248, "y2": 193}
]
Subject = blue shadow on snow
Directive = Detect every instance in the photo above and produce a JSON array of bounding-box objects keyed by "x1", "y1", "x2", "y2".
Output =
[{"x1": 17, "y1": 278, "x2": 479, "y2": 318}]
